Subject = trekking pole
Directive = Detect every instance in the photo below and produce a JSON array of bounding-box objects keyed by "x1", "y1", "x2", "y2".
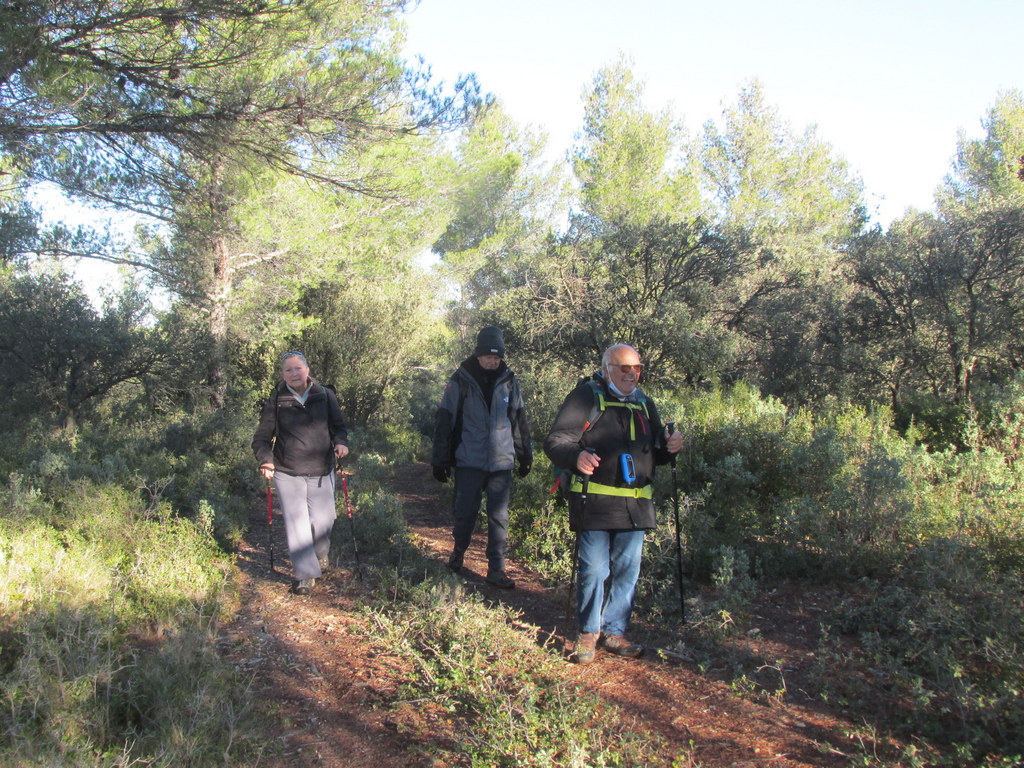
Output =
[
  {"x1": 264, "y1": 477, "x2": 275, "y2": 573},
  {"x1": 666, "y1": 422, "x2": 685, "y2": 623},
  {"x1": 338, "y1": 468, "x2": 363, "y2": 582},
  {"x1": 566, "y1": 448, "x2": 596, "y2": 620},
  {"x1": 567, "y1": 530, "x2": 580, "y2": 620}
]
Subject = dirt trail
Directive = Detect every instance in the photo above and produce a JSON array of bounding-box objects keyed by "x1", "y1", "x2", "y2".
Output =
[{"x1": 221, "y1": 462, "x2": 861, "y2": 767}]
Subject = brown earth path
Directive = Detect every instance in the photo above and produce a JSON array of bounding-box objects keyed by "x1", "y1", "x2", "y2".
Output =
[{"x1": 219, "y1": 461, "x2": 870, "y2": 767}]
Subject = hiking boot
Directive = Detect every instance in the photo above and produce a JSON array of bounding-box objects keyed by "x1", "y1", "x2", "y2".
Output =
[
  {"x1": 485, "y1": 569, "x2": 515, "y2": 589},
  {"x1": 600, "y1": 634, "x2": 644, "y2": 658},
  {"x1": 447, "y1": 548, "x2": 466, "y2": 573},
  {"x1": 573, "y1": 633, "x2": 599, "y2": 665},
  {"x1": 291, "y1": 578, "x2": 315, "y2": 596},
  {"x1": 318, "y1": 555, "x2": 330, "y2": 572}
]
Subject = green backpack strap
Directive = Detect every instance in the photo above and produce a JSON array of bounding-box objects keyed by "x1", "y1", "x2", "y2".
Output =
[
  {"x1": 548, "y1": 378, "x2": 649, "y2": 496},
  {"x1": 590, "y1": 382, "x2": 650, "y2": 440}
]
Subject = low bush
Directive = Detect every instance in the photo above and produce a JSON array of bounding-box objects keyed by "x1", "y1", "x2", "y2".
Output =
[
  {"x1": 363, "y1": 580, "x2": 666, "y2": 767},
  {"x1": 0, "y1": 475, "x2": 260, "y2": 766},
  {"x1": 820, "y1": 539, "x2": 1024, "y2": 763}
]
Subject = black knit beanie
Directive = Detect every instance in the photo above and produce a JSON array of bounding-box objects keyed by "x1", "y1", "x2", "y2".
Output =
[{"x1": 473, "y1": 325, "x2": 505, "y2": 358}]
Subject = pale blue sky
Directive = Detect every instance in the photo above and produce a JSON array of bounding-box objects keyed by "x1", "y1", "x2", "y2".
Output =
[{"x1": 401, "y1": 0, "x2": 1023, "y2": 225}]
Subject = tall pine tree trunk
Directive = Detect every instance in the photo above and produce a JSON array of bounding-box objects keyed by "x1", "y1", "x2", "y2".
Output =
[
  {"x1": 206, "y1": 235, "x2": 231, "y2": 408},
  {"x1": 205, "y1": 166, "x2": 231, "y2": 408}
]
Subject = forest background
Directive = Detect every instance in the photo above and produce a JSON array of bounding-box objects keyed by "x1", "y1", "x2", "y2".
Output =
[{"x1": 1, "y1": 1, "x2": 1023, "y2": 766}]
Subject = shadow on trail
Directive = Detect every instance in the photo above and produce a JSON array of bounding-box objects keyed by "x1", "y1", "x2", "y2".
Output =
[{"x1": 225, "y1": 502, "x2": 441, "y2": 768}]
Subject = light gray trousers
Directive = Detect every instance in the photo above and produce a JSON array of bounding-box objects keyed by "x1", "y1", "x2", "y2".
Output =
[{"x1": 273, "y1": 472, "x2": 337, "y2": 581}]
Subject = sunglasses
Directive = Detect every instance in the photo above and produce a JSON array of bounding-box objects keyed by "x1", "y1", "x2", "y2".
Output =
[{"x1": 610, "y1": 364, "x2": 643, "y2": 374}]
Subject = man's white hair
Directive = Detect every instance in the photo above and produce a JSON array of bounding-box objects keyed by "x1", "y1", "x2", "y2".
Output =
[{"x1": 601, "y1": 344, "x2": 638, "y2": 369}]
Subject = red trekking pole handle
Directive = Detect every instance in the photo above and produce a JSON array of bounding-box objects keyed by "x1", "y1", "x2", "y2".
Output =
[{"x1": 341, "y1": 474, "x2": 354, "y2": 518}]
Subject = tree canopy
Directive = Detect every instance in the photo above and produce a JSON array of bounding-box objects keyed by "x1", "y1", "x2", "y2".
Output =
[
  {"x1": 1, "y1": 0, "x2": 477, "y2": 218},
  {"x1": 1, "y1": 22, "x2": 1022, "y2": 442},
  {"x1": 939, "y1": 89, "x2": 1024, "y2": 208},
  {"x1": 0, "y1": 270, "x2": 169, "y2": 430},
  {"x1": 0, "y1": 0, "x2": 483, "y2": 403}
]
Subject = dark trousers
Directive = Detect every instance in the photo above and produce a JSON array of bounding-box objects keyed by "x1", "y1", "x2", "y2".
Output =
[{"x1": 451, "y1": 467, "x2": 512, "y2": 570}]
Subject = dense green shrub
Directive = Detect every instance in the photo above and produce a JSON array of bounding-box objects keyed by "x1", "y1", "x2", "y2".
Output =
[
  {"x1": 509, "y1": 490, "x2": 575, "y2": 584},
  {"x1": 661, "y1": 385, "x2": 1024, "y2": 582},
  {"x1": 821, "y1": 539, "x2": 1024, "y2": 762},
  {"x1": 971, "y1": 373, "x2": 1024, "y2": 457},
  {"x1": 0, "y1": 476, "x2": 258, "y2": 766}
]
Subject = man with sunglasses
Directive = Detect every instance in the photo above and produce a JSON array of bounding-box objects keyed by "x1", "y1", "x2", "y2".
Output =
[{"x1": 544, "y1": 344, "x2": 683, "y2": 663}]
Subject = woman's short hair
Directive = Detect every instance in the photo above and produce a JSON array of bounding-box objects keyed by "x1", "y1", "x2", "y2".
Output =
[{"x1": 280, "y1": 350, "x2": 308, "y2": 368}]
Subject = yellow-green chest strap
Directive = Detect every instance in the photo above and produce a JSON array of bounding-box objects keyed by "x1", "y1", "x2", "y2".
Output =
[
  {"x1": 569, "y1": 476, "x2": 653, "y2": 498},
  {"x1": 593, "y1": 391, "x2": 649, "y2": 441}
]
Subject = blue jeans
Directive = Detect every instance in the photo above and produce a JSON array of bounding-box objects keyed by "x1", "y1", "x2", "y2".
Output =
[
  {"x1": 452, "y1": 467, "x2": 512, "y2": 570},
  {"x1": 576, "y1": 529, "x2": 645, "y2": 636}
]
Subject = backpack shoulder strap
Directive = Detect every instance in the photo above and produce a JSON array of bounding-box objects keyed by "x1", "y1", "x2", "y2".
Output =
[
  {"x1": 548, "y1": 378, "x2": 605, "y2": 497},
  {"x1": 450, "y1": 375, "x2": 470, "y2": 451},
  {"x1": 586, "y1": 379, "x2": 651, "y2": 439},
  {"x1": 270, "y1": 386, "x2": 281, "y2": 441},
  {"x1": 633, "y1": 386, "x2": 651, "y2": 419},
  {"x1": 582, "y1": 378, "x2": 606, "y2": 433}
]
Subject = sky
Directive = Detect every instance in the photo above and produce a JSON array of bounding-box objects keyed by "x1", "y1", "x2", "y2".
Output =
[{"x1": 400, "y1": 0, "x2": 1024, "y2": 226}]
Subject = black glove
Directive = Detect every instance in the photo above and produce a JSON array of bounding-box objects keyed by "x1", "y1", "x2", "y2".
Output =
[
  {"x1": 432, "y1": 464, "x2": 451, "y2": 483},
  {"x1": 517, "y1": 458, "x2": 532, "y2": 478}
]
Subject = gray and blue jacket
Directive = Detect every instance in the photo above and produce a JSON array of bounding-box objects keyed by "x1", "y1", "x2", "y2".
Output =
[{"x1": 431, "y1": 357, "x2": 532, "y2": 473}]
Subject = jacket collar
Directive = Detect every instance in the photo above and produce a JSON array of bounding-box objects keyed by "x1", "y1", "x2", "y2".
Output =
[{"x1": 594, "y1": 370, "x2": 643, "y2": 403}]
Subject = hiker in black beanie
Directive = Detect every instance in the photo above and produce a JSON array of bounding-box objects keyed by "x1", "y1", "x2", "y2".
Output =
[{"x1": 431, "y1": 326, "x2": 532, "y2": 588}]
